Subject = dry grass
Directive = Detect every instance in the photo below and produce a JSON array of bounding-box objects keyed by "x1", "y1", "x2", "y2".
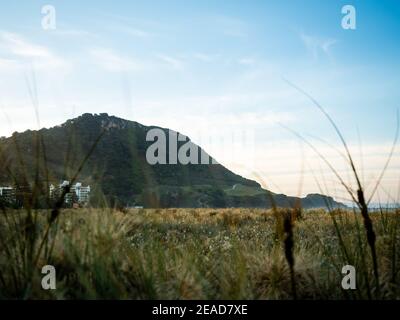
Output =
[{"x1": 1, "y1": 207, "x2": 399, "y2": 299}]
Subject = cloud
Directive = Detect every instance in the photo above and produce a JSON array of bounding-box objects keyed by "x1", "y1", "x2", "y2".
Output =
[
  {"x1": 300, "y1": 33, "x2": 337, "y2": 59},
  {"x1": 111, "y1": 26, "x2": 153, "y2": 38},
  {"x1": 90, "y1": 48, "x2": 184, "y2": 73},
  {"x1": 89, "y1": 48, "x2": 144, "y2": 72},
  {"x1": 0, "y1": 31, "x2": 52, "y2": 58},
  {"x1": 193, "y1": 53, "x2": 216, "y2": 62},
  {"x1": 238, "y1": 57, "x2": 256, "y2": 66},
  {"x1": 245, "y1": 141, "x2": 400, "y2": 202},
  {"x1": 0, "y1": 31, "x2": 69, "y2": 71},
  {"x1": 155, "y1": 54, "x2": 184, "y2": 70},
  {"x1": 49, "y1": 29, "x2": 97, "y2": 38}
]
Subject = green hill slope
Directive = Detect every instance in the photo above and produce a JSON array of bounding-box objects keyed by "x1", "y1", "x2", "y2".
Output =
[{"x1": 0, "y1": 113, "x2": 345, "y2": 209}]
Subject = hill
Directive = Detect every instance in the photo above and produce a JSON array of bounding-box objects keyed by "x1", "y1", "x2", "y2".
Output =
[{"x1": 0, "y1": 113, "x2": 345, "y2": 209}]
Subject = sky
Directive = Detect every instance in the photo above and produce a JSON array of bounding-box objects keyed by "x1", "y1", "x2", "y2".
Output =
[{"x1": 0, "y1": 0, "x2": 399, "y2": 204}]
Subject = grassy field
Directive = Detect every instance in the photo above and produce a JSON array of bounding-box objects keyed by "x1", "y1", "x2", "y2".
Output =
[{"x1": 1, "y1": 207, "x2": 399, "y2": 300}]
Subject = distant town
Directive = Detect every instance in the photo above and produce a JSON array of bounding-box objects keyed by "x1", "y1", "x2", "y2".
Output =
[{"x1": 0, "y1": 181, "x2": 91, "y2": 208}]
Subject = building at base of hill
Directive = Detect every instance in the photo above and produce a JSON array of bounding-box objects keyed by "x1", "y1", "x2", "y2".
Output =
[{"x1": 50, "y1": 181, "x2": 91, "y2": 207}]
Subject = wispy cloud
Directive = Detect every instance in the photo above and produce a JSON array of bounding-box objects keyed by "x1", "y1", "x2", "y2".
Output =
[
  {"x1": 0, "y1": 31, "x2": 69, "y2": 71},
  {"x1": 0, "y1": 31, "x2": 52, "y2": 58},
  {"x1": 89, "y1": 48, "x2": 144, "y2": 72},
  {"x1": 238, "y1": 57, "x2": 256, "y2": 66},
  {"x1": 245, "y1": 141, "x2": 400, "y2": 202},
  {"x1": 300, "y1": 33, "x2": 337, "y2": 59},
  {"x1": 49, "y1": 28, "x2": 98, "y2": 38},
  {"x1": 155, "y1": 54, "x2": 184, "y2": 70},
  {"x1": 193, "y1": 52, "x2": 217, "y2": 62},
  {"x1": 111, "y1": 25, "x2": 153, "y2": 38}
]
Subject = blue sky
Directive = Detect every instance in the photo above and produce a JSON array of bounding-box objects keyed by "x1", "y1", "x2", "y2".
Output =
[{"x1": 0, "y1": 0, "x2": 399, "y2": 203}]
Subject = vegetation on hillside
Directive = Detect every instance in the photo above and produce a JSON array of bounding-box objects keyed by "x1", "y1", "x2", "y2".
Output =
[{"x1": 0, "y1": 113, "x2": 344, "y2": 209}]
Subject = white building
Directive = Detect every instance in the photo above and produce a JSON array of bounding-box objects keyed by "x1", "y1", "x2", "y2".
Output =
[
  {"x1": 0, "y1": 186, "x2": 13, "y2": 196},
  {"x1": 50, "y1": 181, "x2": 91, "y2": 206},
  {"x1": 74, "y1": 182, "x2": 91, "y2": 204},
  {"x1": 0, "y1": 186, "x2": 16, "y2": 204}
]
